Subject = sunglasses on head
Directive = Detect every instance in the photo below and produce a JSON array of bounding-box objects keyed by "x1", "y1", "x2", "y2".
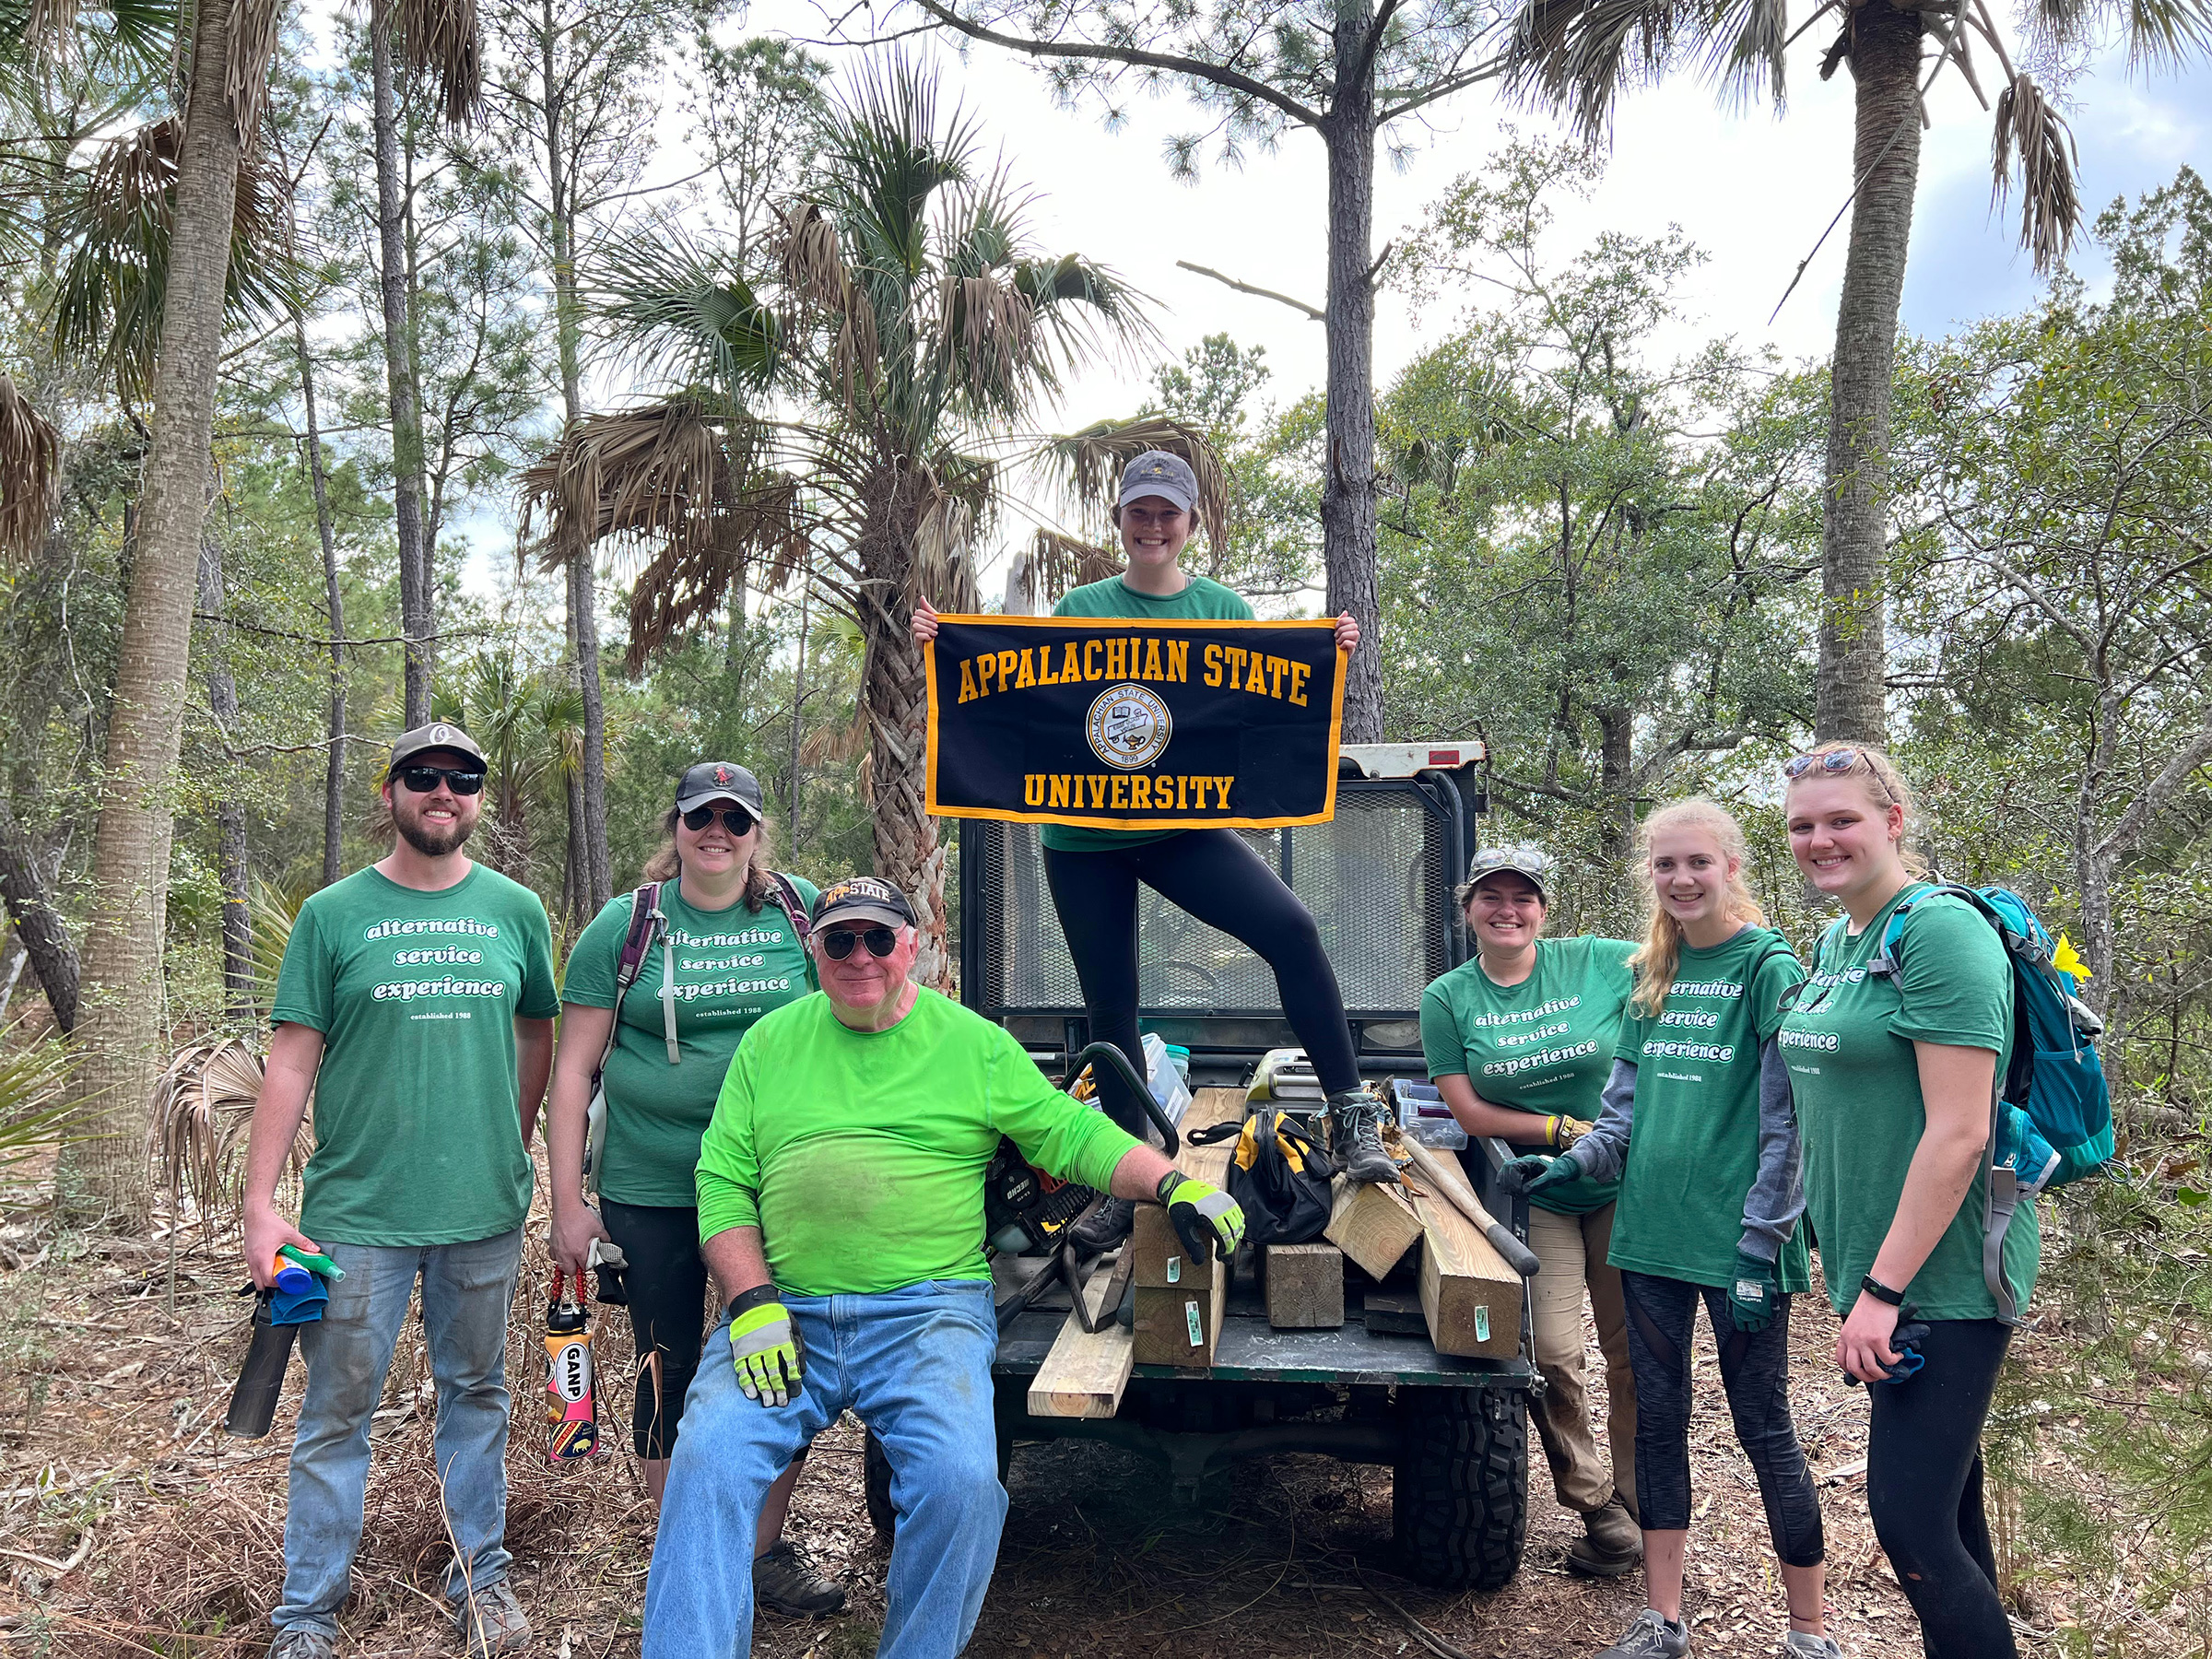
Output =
[
  {"x1": 1783, "y1": 749, "x2": 1863, "y2": 779},
  {"x1": 682, "y1": 805, "x2": 756, "y2": 836},
  {"x1": 394, "y1": 765, "x2": 485, "y2": 795},
  {"x1": 819, "y1": 925, "x2": 899, "y2": 960}
]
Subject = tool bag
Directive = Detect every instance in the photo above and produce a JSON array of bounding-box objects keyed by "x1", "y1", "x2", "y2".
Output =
[
  {"x1": 582, "y1": 872, "x2": 815, "y2": 1194},
  {"x1": 1188, "y1": 1111, "x2": 1335, "y2": 1248}
]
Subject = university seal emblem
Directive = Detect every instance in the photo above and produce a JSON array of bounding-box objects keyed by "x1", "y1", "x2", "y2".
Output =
[{"x1": 1086, "y1": 684, "x2": 1172, "y2": 771}]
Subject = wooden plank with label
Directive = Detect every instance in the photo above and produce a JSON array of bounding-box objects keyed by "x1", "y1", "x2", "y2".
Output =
[
  {"x1": 1132, "y1": 1272, "x2": 1229, "y2": 1367},
  {"x1": 1324, "y1": 1175, "x2": 1424, "y2": 1281},
  {"x1": 1131, "y1": 1086, "x2": 1242, "y2": 1290},
  {"x1": 1264, "y1": 1242, "x2": 1345, "y2": 1328},
  {"x1": 1406, "y1": 1182, "x2": 1523, "y2": 1359}
]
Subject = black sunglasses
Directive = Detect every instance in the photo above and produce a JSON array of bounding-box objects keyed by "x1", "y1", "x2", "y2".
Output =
[
  {"x1": 682, "y1": 805, "x2": 757, "y2": 836},
  {"x1": 819, "y1": 926, "x2": 899, "y2": 960},
  {"x1": 395, "y1": 765, "x2": 485, "y2": 795}
]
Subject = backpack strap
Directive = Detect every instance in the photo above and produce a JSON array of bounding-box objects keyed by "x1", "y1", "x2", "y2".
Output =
[
  {"x1": 600, "y1": 882, "x2": 670, "y2": 1077},
  {"x1": 763, "y1": 871, "x2": 814, "y2": 948}
]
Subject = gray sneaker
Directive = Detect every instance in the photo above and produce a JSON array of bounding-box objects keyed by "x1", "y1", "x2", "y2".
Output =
[
  {"x1": 753, "y1": 1538, "x2": 847, "y2": 1616},
  {"x1": 1596, "y1": 1608, "x2": 1690, "y2": 1659},
  {"x1": 1782, "y1": 1634, "x2": 1841, "y2": 1659},
  {"x1": 450, "y1": 1580, "x2": 530, "y2": 1658},
  {"x1": 268, "y1": 1629, "x2": 339, "y2": 1659}
]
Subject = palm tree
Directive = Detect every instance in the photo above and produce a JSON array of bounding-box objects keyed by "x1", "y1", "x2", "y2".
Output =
[
  {"x1": 431, "y1": 647, "x2": 583, "y2": 886},
  {"x1": 1494, "y1": 0, "x2": 2210, "y2": 741},
  {"x1": 526, "y1": 60, "x2": 1158, "y2": 984}
]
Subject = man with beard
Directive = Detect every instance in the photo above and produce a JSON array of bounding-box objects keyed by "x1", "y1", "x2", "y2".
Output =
[{"x1": 244, "y1": 724, "x2": 559, "y2": 1659}]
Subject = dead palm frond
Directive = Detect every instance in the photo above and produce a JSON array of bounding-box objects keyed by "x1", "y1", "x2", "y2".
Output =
[
  {"x1": 395, "y1": 0, "x2": 481, "y2": 124},
  {"x1": 145, "y1": 1035, "x2": 308, "y2": 1235},
  {"x1": 1027, "y1": 527, "x2": 1124, "y2": 604},
  {"x1": 0, "y1": 375, "x2": 59, "y2": 560},
  {"x1": 1041, "y1": 415, "x2": 1230, "y2": 552},
  {"x1": 46, "y1": 113, "x2": 292, "y2": 402},
  {"x1": 1993, "y1": 73, "x2": 2080, "y2": 276}
]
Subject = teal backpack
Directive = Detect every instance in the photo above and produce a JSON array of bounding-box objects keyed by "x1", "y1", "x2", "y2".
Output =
[{"x1": 1847, "y1": 884, "x2": 2113, "y2": 1323}]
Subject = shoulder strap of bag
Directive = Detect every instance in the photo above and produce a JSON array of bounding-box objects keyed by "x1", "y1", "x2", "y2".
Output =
[
  {"x1": 600, "y1": 882, "x2": 671, "y2": 1074},
  {"x1": 763, "y1": 871, "x2": 814, "y2": 947}
]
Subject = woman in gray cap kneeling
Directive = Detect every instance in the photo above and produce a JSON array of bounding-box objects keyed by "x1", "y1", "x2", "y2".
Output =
[{"x1": 915, "y1": 449, "x2": 1392, "y2": 1247}]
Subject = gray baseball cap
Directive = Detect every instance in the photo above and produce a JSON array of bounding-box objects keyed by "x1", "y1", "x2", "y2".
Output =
[
  {"x1": 388, "y1": 721, "x2": 486, "y2": 774},
  {"x1": 676, "y1": 760, "x2": 766, "y2": 817},
  {"x1": 1117, "y1": 450, "x2": 1200, "y2": 514}
]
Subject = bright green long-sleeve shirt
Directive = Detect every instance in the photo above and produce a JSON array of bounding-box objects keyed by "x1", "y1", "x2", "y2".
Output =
[{"x1": 696, "y1": 987, "x2": 1141, "y2": 1295}]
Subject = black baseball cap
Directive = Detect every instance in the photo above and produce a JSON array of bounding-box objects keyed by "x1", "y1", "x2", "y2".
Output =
[
  {"x1": 388, "y1": 722, "x2": 487, "y2": 774},
  {"x1": 676, "y1": 760, "x2": 766, "y2": 817},
  {"x1": 810, "y1": 876, "x2": 915, "y2": 932}
]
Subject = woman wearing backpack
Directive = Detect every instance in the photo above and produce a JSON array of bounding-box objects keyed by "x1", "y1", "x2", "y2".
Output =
[
  {"x1": 1420, "y1": 841, "x2": 1643, "y2": 1578},
  {"x1": 547, "y1": 761, "x2": 841, "y2": 1617},
  {"x1": 912, "y1": 449, "x2": 1394, "y2": 1248},
  {"x1": 1777, "y1": 741, "x2": 2031, "y2": 1659},
  {"x1": 1503, "y1": 800, "x2": 1838, "y2": 1659}
]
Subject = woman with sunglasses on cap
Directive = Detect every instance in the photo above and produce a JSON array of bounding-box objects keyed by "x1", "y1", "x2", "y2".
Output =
[
  {"x1": 913, "y1": 450, "x2": 1389, "y2": 1247},
  {"x1": 547, "y1": 762, "x2": 841, "y2": 1617},
  {"x1": 1504, "y1": 800, "x2": 1834, "y2": 1659},
  {"x1": 1419, "y1": 841, "x2": 1644, "y2": 1578},
  {"x1": 1776, "y1": 741, "x2": 2030, "y2": 1659}
]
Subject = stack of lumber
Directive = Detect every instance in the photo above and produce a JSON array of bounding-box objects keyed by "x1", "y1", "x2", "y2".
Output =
[
  {"x1": 1326, "y1": 1142, "x2": 1526, "y2": 1360},
  {"x1": 1131, "y1": 1087, "x2": 1242, "y2": 1367}
]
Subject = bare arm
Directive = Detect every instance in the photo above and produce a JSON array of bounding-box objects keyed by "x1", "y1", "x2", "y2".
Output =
[
  {"x1": 1434, "y1": 1072, "x2": 1547, "y2": 1144},
  {"x1": 701, "y1": 1223, "x2": 773, "y2": 1309},
  {"x1": 241, "y1": 1022, "x2": 325, "y2": 1289},
  {"x1": 515, "y1": 1017, "x2": 556, "y2": 1147},
  {"x1": 547, "y1": 1003, "x2": 615, "y2": 1276},
  {"x1": 1107, "y1": 1142, "x2": 1178, "y2": 1200},
  {"x1": 1837, "y1": 1041, "x2": 1995, "y2": 1381}
]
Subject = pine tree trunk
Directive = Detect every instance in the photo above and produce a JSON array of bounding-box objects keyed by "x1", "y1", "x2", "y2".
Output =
[
  {"x1": 1320, "y1": 10, "x2": 1383, "y2": 744},
  {"x1": 371, "y1": 0, "x2": 434, "y2": 727},
  {"x1": 195, "y1": 535, "x2": 253, "y2": 1019},
  {"x1": 0, "y1": 795, "x2": 78, "y2": 1031},
  {"x1": 1816, "y1": 0, "x2": 1923, "y2": 744},
  {"x1": 60, "y1": 0, "x2": 253, "y2": 1222}
]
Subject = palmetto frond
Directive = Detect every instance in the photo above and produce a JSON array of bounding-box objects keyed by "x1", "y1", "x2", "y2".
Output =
[
  {"x1": 0, "y1": 1020, "x2": 78, "y2": 1171},
  {"x1": 1041, "y1": 415, "x2": 1230, "y2": 553},
  {"x1": 0, "y1": 374, "x2": 59, "y2": 560},
  {"x1": 147, "y1": 1033, "x2": 309, "y2": 1233},
  {"x1": 1993, "y1": 73, "x2": 2081, "y2": 274},
  {"x1": 1502, "y1": 0, "x2": 1790, "y2": 138},
  {"x1": 395, "y1": 0, "x2": 481, "y2": 124},
  {"x1": 46, "y1": 114, "x2": 292, "y2": 402},
  {"x1": 1026, "y1": 526, "x2": 1124, "y2": 605},
  {"x1": 595, "y1": 223, "x2": 782, "y2": 395}
]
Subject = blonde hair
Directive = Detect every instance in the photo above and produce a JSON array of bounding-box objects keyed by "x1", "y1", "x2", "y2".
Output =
[
  {"x1": 1782, "y1": 738, "x2": 1930, "y2": 877},
  {"x1": 641, "y1": 806, "x2": 778, "y2": 910},
  {"x1": 1627, "y1": 797, "x2": 1766, "y2": 1018}
]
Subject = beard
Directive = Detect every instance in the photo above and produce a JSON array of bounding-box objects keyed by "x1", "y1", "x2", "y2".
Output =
[{"x1": 396, "y1": 805, "x2": 474, "y2": 857}]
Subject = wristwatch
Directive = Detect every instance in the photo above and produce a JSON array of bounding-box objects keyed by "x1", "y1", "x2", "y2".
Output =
[{"x1": 1859, "y1": 1274, "x2": 1905, "y2": 1307}]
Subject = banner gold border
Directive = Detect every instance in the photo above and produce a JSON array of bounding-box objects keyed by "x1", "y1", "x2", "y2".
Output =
[{"x1": 923, "y1": 614, "x2": 1347, "y2": 829}]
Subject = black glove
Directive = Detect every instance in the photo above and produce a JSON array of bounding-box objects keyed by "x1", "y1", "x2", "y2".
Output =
[
  {"x1": 1728, "y1": 1250, "x2": 1778, "y2": 1335},
  {"x1": 1498, "y1": 1153, "x2": 1576, "y2": 1197}
]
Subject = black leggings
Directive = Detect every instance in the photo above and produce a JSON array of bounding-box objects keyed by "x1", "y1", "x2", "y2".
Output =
[
  {"x1": 1866, "y1": 1319, "x2": 2017, "y2": 1659},
  {"x1": 1043, "y1": 830, "x2": 1359, "y2": 1134},
  {"x1": 600, "y1": 1199, "x2": 711, "y2": 1460},
  {"x1": 1621, "y1": 1270, "x2": 1824, "y2": 1566}
]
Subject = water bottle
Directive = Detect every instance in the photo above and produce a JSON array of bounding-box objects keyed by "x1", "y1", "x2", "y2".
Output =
[
  {"x1": 225, "y1": 1290, "x2": 300, "y2": 1439},
  {"x1": 544, "y1": 1270, "x2": 599, "y2": 1461}
]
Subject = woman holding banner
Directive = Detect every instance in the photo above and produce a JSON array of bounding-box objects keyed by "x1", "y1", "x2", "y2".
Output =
[{"x1": 913, "y1": 449, "x2": 1388, "y2": 1247}]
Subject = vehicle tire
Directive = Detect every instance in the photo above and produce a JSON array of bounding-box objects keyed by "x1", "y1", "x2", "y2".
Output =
[
  {"x1": 1392, "y1": 1385, "x2": 1527, "y2": 1590},
  {"x1": 864, "y1": 1430, "x2": 896, "y2": 1537}
]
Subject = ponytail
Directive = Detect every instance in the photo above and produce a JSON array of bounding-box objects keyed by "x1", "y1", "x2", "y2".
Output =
[{"x1": 1627, "y1": 797, "x2": 1766, "y2": 1019}]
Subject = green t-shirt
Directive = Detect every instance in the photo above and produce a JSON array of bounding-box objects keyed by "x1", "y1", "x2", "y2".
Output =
[
  {"x1": 1609, "y1": 927, "x2": 1811, "y2": 1291},
  {"x1": 1041, "y1": 574, "x2": 1255, "y2": 853},
  {"x1": 561, "y1": 877, "x2": 819, "y2": 1207},
  {"x1": 272, "y1": 864, "x2": 559, "y2": 1246},
  {"x1": 1779, "y1": 882, "x2": 2037, "y2": 1322},
  {"x1": 1419, "y1": 935, "x2": 1637, "y2": 1216},
  {"x1": 695, "y1": 987, "x2": 1143, "y2": 1295}
]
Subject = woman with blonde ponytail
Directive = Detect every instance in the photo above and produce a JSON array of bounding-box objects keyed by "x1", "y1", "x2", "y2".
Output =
[{"x1": 1502, "y1": 800, "x2": 1837, "y2": 1659}]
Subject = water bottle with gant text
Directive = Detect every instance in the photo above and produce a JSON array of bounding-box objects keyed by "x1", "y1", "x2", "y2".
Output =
[{"x1": 544, "y1": 1270, "x2": 598, "y2": 1461}]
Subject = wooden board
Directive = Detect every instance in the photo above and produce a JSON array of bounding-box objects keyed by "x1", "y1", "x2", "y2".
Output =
[
  {"x1": 1406, "y1": 1183, "x2": 1524, "y2": 1359},
  {"x1": 1361, "y1": 1288, "x2": 1428, "y2": 1336},
  {"x1": 1324, "y1": 1175, "x2": 1424, "y2": 1281},
  {"x1": 1400, "y1": 1137, "x2": 1540, "y2": 1277},
  {"x1": 1131, "y1": 1086, "x2": 1243, "y2": 1290},
  {"x1": 1026, "y1": 1253, "x2": 1136, "y2": 1419},
  {"x1": 1132, "y1": 1274, "x2": 1229, "y2": 1367},
  {"x1": 1264, "y1": 1242, "x2": 1344, "y2": 1329}
]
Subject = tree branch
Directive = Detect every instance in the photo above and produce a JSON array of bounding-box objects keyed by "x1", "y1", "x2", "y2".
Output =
[{"x1": 1175, "y1": 260, "x2": 1324, "y2": 321}]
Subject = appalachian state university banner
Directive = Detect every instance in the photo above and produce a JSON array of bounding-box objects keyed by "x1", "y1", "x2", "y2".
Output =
[{"x1": 924, "y1": 616, "x2": 1346, "y2": 830}]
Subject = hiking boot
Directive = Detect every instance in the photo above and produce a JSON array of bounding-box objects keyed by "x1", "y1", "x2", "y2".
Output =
[
  {"x1": 753, "y1": 1539, "x2": 847, "y2": 1617},
  {"x1": 1066, "y1": 1195, "x2": 1136, "y2": 1253},
  {"x1": 1565, "y1": 1493, "x2": 1643, "y2": 1578},
  {"x1": 1595, "y1": 1608, "x2": 1689, "y2": 1659},
  {"x1": 268, "y1": 1628, "x2": 339, "y2": 1659},
  {"x1": 449, "y1": 1580, "x2": 530, "y2": 1659},
  {"x1": 1326, "y1": 1087, "x2": 1403, "y2": 1185}
]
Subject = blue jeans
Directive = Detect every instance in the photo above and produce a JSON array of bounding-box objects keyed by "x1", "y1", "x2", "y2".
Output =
[
  {"x1": 642, "y1": 1279, "x2": 1006, "y2": 1659},
  {"x1": 273, "y1": 1229, "x2": 524, "y2": 1636}
]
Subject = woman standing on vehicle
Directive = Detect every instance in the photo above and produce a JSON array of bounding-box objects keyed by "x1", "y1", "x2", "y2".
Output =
[
  {"x1": 1777, "y1": 742, "x2": 2029, "y2": 1659},
  {"x1": 547, "y1": 761, "x2": 842, "y2": 1618},
  {"x1": 1420, "y1": 841, "x2": 1642, "y2": 1578},
  {"x1": 1506, "y1": 800, "x2": 1837, "y2": 1659},
  {"x1": 913, "y1": 450, "x2": 1394, "y2": 1247}
]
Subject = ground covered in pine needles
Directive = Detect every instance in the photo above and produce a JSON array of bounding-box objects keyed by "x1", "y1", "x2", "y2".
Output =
[{"x1": 0, "y1": 1159, "x2": 2175, "y2": 1658}]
